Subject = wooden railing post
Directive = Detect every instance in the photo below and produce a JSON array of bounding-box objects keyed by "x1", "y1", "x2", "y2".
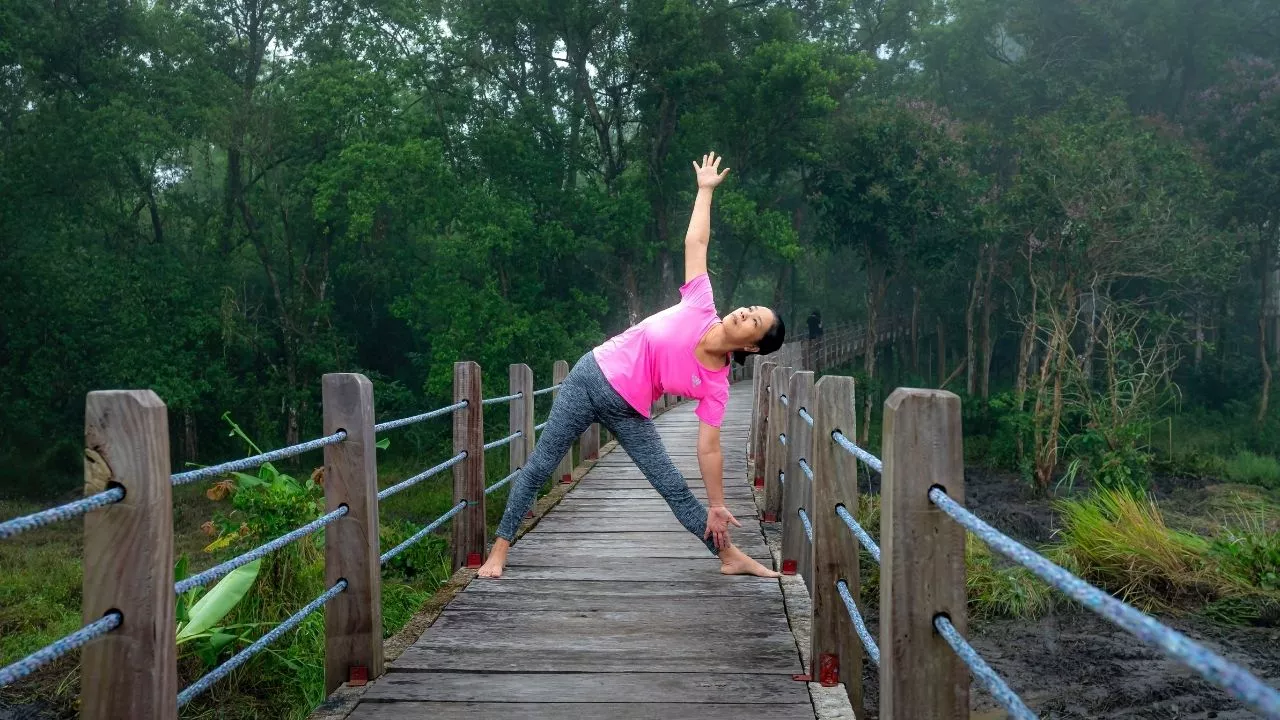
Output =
[
  {"x1": 749, "y1": 360, "x2": 777, "y2": 473},
  {"x1": 552, "y1": 360, "x2": 573, "y2": 483},
  {"x1": 82, "y1": 390, "x2": 177, "y2": 720},
  {"x1": 781, "y1": 370, "x2": 815, "y2": 590},
  {"x1": 509, "y1": 363, "x2": 534, "y2": 473},
  {"x1": 762, "y1": 364, "x2": 792, "y2": 523},
  {"x1": 880, "y1": 388, "x2": 967, "y2": 720},
  {"x1": 452, "y1": 361, "x2": 485, "y2": 570},
  {"x1": 321, "y1": 373, "x2": 384, "y2": 693},
  {"x1": 810, "y1": 376, "x2": 862, "y2": 707}
]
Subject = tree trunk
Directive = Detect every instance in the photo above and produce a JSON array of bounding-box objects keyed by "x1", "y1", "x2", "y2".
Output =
[
  {"x1": 911, "y1": 286, "x2": 920, "y2": 374},
  {"x1": 979, "y1": 258, "x2": 996, "y2": 400},
  {"x1": 860, "y1": 264, "x2": 887, "y2": 445},
  {"x1": 936, "y1": 317, "x2": 946, "y2": 387},
  {"x1": 1015, "y1": 283, "x2": 1039, "y2": 412},
  {"x1": 1259, "y1": 234, "x2": 1274, "y2": 423},
  {"x1": 965, "y1": 248, "x2": 984, "y2": 395}
]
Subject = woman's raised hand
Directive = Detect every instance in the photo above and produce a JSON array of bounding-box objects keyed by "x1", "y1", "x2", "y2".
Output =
[{"x1": 692, "y1": 151, "x2": 730, "y2": 189}]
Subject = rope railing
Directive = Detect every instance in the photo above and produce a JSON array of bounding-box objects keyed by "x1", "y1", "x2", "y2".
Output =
[
  {"x1": 780, "y1": 394, "x2": 789, "y2": 407},
  {"x1": 798, "y1": 507, "x2": 813, "y2": 542},
  {"x1": 177, "y1": 580, "x2": 347, "y2": 707},
  {"x1": 171, "y1": 430, "x2": 348, "y2": 487},
  {"x1": 933, "y1": 615, "x2": 1035, "y2": 720},
  {"x1": 0, "y1": 612, "x2": 122, "y2": 689},
  {"x1": 534, "y1": 421, "x2": 548, "y2": 432},
  {"x1": 483, "y1": 430, "x2": 522, "y2": 451},
  {"x1": 377, "y1": 452, "x2": 469, "y2": 502},
  {"x1": 374, "y1": 399, "x2": 468, "y2": 433},
  {"x1": 380, "y1": 501, "x2": 469, "y2": 565},
  {"x1": 175, "y1": 505, "x2": 349, "y2": 595},
  {"x1": 0, "y1": 487, "x2": 124, "y2": 541},
  {"x1": 798, "y1": 457, "x2": 814, "y2": 480},
  {"x1": 836, "y1": 579, "x2": 880, "y2": 666},
  {"x1": 831, "y1": 430, "x2": 881, "y2": 473},
  {"x1": 798, "y1": 407, "x2": 814, "y2": 427},
  {"x1": 484, "y1": 469, "x2": 520, "y2": 495},
  {"x1": 835, "y1": 504, "x2": 881, "y2": 564},
  {"x1": 481, "y1": 391, "x2": 523, "y2": 406},
  {"x1": 928, "y1": 487, "x2": 1280, "y2": 718},
  {"x1": 778, "y1": 432, "x2": 787, "y2": 446},
  {"x1": 532, "y1": 384, "x2": 560, "y2": 396}
]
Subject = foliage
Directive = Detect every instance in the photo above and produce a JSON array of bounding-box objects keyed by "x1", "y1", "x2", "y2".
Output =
[{"x1": 967, "y1": 535, "x2": 1054, "y2": 620}]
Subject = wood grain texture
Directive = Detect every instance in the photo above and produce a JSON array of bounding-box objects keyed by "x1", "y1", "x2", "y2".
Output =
[
  {"x1": 509, "y1": 363, "x2": 534, "y2": 477},
  {"x1": 349, "y1": 702, "x2": 814, "y2": 719},
  {"x1": 359, "y1": 672, "x2": 809, "y2": 704},
  {"x1": 322, "y1": 373, "x2": 385, "y2": 692},
  {"x1": 781, "y1": 370, "x2": 814, "y2": 592},
  {"x1": 762, "y1": 365, "x2": 792, "y2": 521},
  {"x1": 82, "y1": 390, "x2": 177, "y2": 720},
  {"x1": 749, "y1": 360, "x2": 776, "y2": 469},
  {"x1": 552, "y1": 360, "x2": 572, "y2": 482},
  {"x1": 451, "y1": 361, "x2": 485, "y2": 569},
  {"x1": 880, "y1": 388, "x2": 967, "y2": 720},
  {"x1": 809, "y1": 376, "x2": 862, "y2": 709}
]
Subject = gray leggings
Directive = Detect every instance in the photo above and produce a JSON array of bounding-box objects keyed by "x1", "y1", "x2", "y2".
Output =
[{"x1": 495, "y1": 353, "x2": 718, "y2": 555}]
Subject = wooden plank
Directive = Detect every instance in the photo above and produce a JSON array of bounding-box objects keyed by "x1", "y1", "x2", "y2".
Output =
[
  {"x1": 880, "y1": 388, "x2": 967, "y2": 720},
  {"x1": 446, "y1": 592, "x2": 786, "y2": 613},
  {"x1": 507, "y1": 539, "x2": 768, "y2": 560},
  {"x1": 493, "y1": 563, "x2": 776, "y2": 582},
  {"x1": 750, "y1": 360, "x2": 777, "y2": 471},
  {"x1": 321, "y1": 373, "x2": 384, "y2": 692},
  {"x1": 81, "y1": 390, "x2": 177, "y2": 720},
  {"x1": 567, "y1": 488, "x2": 754, "y2": 500},
  {"x1": 780, "y1": 370, "x2": 813, "y2": 584},
  {"x1": 391, "y1": 642, "x2": 801, "y2": 674},
  {"x1": 763, "y1": 365, "x2": 791, "y2": 522},
  {"x1": 458, "y1": 579, "x2": 779, "y2": 598},
  {"x1": 412, "y1": 608, "x2": 793, "y2": 637},
  {"x1": 510, "y1": 363, "x2": 534, "y2": 477},
  {"x1": 520, "y1": 516, "x2": 716, "y2": 532},
  {"x1": 552, "y1": 360, "x2": 573, "y2": 482},
  {"x1": 360, "y1": 672, "x2": 810, "y2": 704},
  {"x1": 552, "y1": 500, "x2": 758, "y2": 514},
  {"x1": 810, "y1": 375, "x2": 862, "y2": 707},
  {"x1": 451, "y1": 361, "x2": 485, "y2": 570},
  {"x1": 349, "y1": 702, "x2": 815, "y2": 720}
]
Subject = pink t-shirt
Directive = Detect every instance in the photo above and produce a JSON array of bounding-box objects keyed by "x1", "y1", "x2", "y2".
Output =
[{"x1": 592, "y1": 274, "x2": 731, "y2": 427}]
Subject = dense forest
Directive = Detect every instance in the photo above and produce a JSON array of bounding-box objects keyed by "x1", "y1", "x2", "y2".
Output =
[{"x1": 3, "y1": 0, "x2": 1280, "y2": 717}]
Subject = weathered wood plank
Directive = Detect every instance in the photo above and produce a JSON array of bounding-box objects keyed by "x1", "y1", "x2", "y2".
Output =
[
  {"x1": 360, "y1": 672, "x2": 810, "y2": 704},
  {"x1": 458, "y1": 579, "x2": 779, "y2": 598},
  {"x1": 446, "y1": 592, "x2": 787, "y2": 613},
  {"x1": 349, "y1": 702, "x2": 815, "y2": 720},
  {"x1": 491, "y1": 563, "x2": 774, "y2": 582},
  {"x1": 391, "y1": 643, "x2": 801, "y2": 674},
  {"x1": 451, "y1": 361, "x2": 485, "y2": 569}
]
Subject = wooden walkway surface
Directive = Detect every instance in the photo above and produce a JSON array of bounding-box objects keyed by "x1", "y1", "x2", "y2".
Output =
[{"x1": 348, "y1": 381, "x2": 813, "y2": 719}]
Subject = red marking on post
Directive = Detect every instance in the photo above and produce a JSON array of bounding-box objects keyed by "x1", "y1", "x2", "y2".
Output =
[
  {"x1": 524, "y1": 511, "x2": 535, "y2": 519},
  {"x1": 818, "y1": 653, "x2": 839, "y2": 687},
  {"x1": 754, "y1": 476, "x2": 765, "y2": 488},
  {"x1": 560, "y1": 473, "x2": 573, "y2": 484},
  {"x1": 791, "y1": 673, "x2": 812, "y2": 682},
  {"x1": 782, "y1": 559, "x2": 797, "y2": 575},
  {"x1": 466, "y1": 552, "x2": 483, "y2": 569},
  {"x1": 348, "y1": 666, "x2": 368, "y2": 687},
  {"x1": 762, "y1": 512, "x2": 778, "y2": 523}
]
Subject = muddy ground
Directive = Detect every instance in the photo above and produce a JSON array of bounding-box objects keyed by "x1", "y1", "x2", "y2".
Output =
[{"x1": 851, "y1": 467, "x2": 1280, "y2": 719}]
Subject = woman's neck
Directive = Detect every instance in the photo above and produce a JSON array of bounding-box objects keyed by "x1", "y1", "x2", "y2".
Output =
[{"x1": 696, "y1": 324, "x2": 733, "y2": 369}]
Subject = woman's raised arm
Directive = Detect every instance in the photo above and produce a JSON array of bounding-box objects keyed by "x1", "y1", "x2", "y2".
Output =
[{"x1": 684, "y1": 152, "x2": 730, "y2": 284}]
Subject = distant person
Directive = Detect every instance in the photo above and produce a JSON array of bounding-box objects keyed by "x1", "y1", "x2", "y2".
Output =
[
  {"x1": 808, "y1": 309, "x2": 823, "y2": 339},
  {"x1": 479, "y1": 152, "x2": 786, "y2": 579}
]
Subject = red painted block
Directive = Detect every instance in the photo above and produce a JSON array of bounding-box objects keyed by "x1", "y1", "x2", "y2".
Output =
[{"x1": 818, "y1": 653, "x2": 840, "y2": 687}]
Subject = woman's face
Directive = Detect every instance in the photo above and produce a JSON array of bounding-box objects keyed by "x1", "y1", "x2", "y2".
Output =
[{"x1": 721, "y1": 305, "x2": 775, "y2": 350}]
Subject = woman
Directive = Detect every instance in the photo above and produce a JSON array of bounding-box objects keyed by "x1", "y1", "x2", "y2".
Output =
[{"x1": 479, "y1": 151, "x2": 785, "y2": 579}]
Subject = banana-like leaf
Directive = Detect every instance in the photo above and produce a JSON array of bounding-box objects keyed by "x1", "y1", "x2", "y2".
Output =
[{"x1": 177, "y1": 559, "x2": 262, "y2": 643}]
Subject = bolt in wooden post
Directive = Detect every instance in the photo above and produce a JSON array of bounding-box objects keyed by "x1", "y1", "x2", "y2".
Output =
[
  {"x1": 880, "y1": 388, "x2": 967, "y2": 720},
  {"x1": 552, "y1": 360, "x2": 573, "y2": 483},
  {"x1": 763, "y1": 365, "x2": 792, "y2": 523},
  {"x1": 783, "y1": 371, "x2": 816, "y2": 593},
  {"x1": 321, "y1": 373, "x2": 384, "y2": 693},
  {"x1": 749, "y1": 360, "x2": 777, "y2": 472},
  {"x1": 452, "y1": 361, "x2": 485, "y2": 570},
  {"x1": 82, "y1": 390, "x2": 177, "y2": 720},
  {"x1": 810, "y1": 376, "x2": 863, "y2": 708}
]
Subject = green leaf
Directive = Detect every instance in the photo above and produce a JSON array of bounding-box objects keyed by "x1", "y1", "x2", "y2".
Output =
[
  {"x1": 231, "y1": 471, "x2": 266, "y2": 488},
  {"x1": 376, "y1": 437, "x2": 390, "y2": 450},
  {"x1": 176, "y1": 559, "x2": 262, "y2": 643}
]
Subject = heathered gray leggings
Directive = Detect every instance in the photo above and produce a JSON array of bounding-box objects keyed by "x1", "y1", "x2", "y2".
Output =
[{"x1": 495, "y1": 353, "x2": 718, "y2": 555}]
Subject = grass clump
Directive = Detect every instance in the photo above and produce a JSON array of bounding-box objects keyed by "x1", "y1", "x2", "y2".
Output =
[
  {"x1": 967, "y1": 536, "x2": 1055, "y2": 620},
  {"x1": 1221, "y1": 450, "x2": 1280, "y2": 489}
]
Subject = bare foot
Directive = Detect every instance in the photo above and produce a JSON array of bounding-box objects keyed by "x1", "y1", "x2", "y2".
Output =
[
  {"x1": 719, "y1": 544, "x2": 781, "y2": 578},
  {"x1": 478, "y1": 539, "x2": 510, "y2": 578}
]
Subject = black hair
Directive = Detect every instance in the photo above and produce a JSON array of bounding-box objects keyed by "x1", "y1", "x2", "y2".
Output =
[{"x1": 732, "y1": 312, "x2": 786, "y2": 366}]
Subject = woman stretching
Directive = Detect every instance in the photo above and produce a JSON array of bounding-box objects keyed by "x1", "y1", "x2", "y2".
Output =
[{"x1": 479, "y1": 151, "x2": 785, "y2": 579}]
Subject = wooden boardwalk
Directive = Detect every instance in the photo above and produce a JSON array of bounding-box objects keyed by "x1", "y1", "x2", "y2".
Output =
[{"x1": 348, "y1": 381, "x2": 813, "y2": 719}]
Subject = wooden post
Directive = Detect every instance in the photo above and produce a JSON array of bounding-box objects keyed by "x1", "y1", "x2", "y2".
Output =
[
  {"x1": 762, "y1": 365, "x2": 791, "y2": 523},
  {"x1": 552, "y1": 360, "x2": 573, "y2": 483},
  {"x1": 82, "y1": 391, "x2": 177, "y2": 720},
  {"x1": 749, "y1": 360, "x2": 777, "y2": 472},
  {"x1": 810, "y1": 376, "x2": 863, "y2": 707},
  {"x1": 781, "y1": 370, "x2": 814, "y2": 584},
  {"x1": 880, "y1": 388, "x2": 967, "y2": 720},
  {"x1": 452, "y1": 361, "x2": 485, "y2": 570},
  {"x1": 321, "y1": 373, "x2": 384, "y2": 693},
  {"x1": 509, "y1": 363, "x2": 535, "y2": 472}
]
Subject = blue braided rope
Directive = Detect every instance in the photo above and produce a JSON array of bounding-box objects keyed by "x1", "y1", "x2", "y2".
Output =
[
  {"x1": 380, "y1": 501, "x2": 469, "y2": 565},
  {"x1": 533, "y1": 384, "x2": 560, "y2": 397},
  {"x1": 374, "y1": 400, "x2": 468, "y2": 433},
  {"x1": 934, "y1": 615, "x2": 1036, "y2": 720},
  {"x1": 175, "y1": 506, "x2": 349, "y2": 595},
  {"x1": 485, "y1": 469, "x2": 520, "y2": 495},
  {"x1": 378, "y1": 452, "x2": 468, "y2": 501},
  {"x1": 484, "y1": 431, "x2": 522, "y2": 451},
  {"x1": 177, "y1": 580, "x2": 347, "y2": 707},
  {"x1": 0, "y1": 612, "x2": 121, "y2": 688},
  {"x1": 0, "y1": 487, "x2": 124, "y2": 540},
  {"x1": 481, "y1": 391, "x2": 523, "y2": 406},
  {"x1": 928, "y1": 488, "x2": 1280, "y2": 718},
  {"x1": 780, "y1": 394, "x2": 789, "y2": 407},
  {"x1": 779, "y1": 433, "x2": 787, "y2": 446},
  {"x1": 798, "y1": 507, "x2": 813, "y2": 542},
  {"x1": 835, "y1": 580, "x2": 880, "y2": 666},
  {"x1": 799, "y1": 458, "x2": 814, "y2": 481},
  {"x1": 534, "y1": 421, "x2": 548, "y2": 432},
  {"x1": 798, "y1": 407, "x2": 814, "y2": 427},
  {"x1": 778, "y1": 470, "x2": 784, "y2": 487},
  {"x1": 831, "y1": 431, "x2": 882, "y2": 473},
  {"x1": 172, "y1": 431, "x2": 347, "y2": 486},
  {"x1": 835, "y1": 505, "x2": 881, "y2": 564}
]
